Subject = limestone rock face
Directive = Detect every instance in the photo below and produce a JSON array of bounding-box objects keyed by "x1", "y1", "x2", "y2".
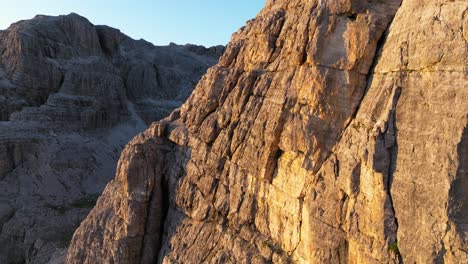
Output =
[
  {"x1": 0, "y1": 13, "x2": 221, "y2": 263},
  {"x1": 67, "y1": 0, "x2": 468, "y2": 263}
]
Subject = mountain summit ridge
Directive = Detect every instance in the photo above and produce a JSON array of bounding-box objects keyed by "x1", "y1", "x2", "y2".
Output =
[{"x1": 0, "y1": 12, "x2": 223, "y2": 263}]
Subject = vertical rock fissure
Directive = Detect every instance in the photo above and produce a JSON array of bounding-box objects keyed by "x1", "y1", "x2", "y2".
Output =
[
  {"x1": 353, "y1": 8, "x2": 401, "y2": 124},
  {"x1": 142, "y1": 143, "x2": 181, "y2": 264},
  {"x1": 266, "y1": 98, "x2": 290, "y2": 182},
  {"x1": 138, "y1": 169, "x2": 160, "y2": 263},
  {"x1": 140, "y1": 141, "x2": 178, "y2": 264},
  {"x1": 155, "y1": 161, "x2": 171, "y2": 262},
  {"x1": 385, "y1": 86, "x2": 403, "y2": 262},
  {"x1": 384, "y1": 14, "x2": 410, "y2": 260},
  {"x1": 313, "y1": 7, "x2": 401, "y2": 176},
  {"x1": 299, "y1": 4, "x2": 318, "y2": 65}
]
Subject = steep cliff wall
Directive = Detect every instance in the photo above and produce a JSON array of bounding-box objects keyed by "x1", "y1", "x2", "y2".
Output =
[{"x1": 67, "y1": 0, "x2": 468, "y2": 263}]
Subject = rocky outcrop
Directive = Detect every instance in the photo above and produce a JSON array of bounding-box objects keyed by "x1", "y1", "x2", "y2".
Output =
[
  {"x1": 67, "y1": 0, "x2": 468, "y2": 263},
  {"x1": 0, "y1": 13, "x2": 222, "y2": 263}
]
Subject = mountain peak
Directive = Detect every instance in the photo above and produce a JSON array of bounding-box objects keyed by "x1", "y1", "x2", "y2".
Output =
[{"x1": 0, "y1": 13, "x2": 224, "y2": 263}]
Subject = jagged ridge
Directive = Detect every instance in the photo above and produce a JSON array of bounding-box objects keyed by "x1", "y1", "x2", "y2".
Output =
[{"x1": 0, "y1": 13, "x2": 223, "y2": 263}]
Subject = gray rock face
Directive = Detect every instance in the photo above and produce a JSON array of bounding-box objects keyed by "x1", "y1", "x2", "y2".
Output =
[
  {"x1": 0, "y1": 13, "x2": 222, "y2": 263},
  {"x1": 66, "y1": 0, "x2": 467, "y2": 263}
]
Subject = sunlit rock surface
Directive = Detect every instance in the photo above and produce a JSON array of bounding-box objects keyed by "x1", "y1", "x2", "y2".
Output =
[{"x1": 67, "y1": 0, "x2": 467, "y2": 263}]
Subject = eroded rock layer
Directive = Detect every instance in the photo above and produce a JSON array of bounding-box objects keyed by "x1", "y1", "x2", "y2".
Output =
[
  {"x1": 0, "y1": 13, "x2": 222, "y2": 263},
  {"x1": 67, "y1": 0, "x2": 468, "y2": 263}
]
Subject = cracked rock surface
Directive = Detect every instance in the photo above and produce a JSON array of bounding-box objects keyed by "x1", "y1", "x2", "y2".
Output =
[
  {"x1": 0, "y1": 13, "x2": 222, "y2": 263},
  {"x1": 67, "y1": 0, "x2": 467, "y2": 263}
]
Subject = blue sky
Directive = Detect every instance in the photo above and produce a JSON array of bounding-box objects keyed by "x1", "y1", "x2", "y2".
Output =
[{"x1": 0, "y1": 0, "x2": 265, "y2": 47}]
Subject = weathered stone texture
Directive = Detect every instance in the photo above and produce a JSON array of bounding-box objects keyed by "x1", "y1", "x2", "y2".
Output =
[
  {"x1": 67, "y1": 0, "x2": 468, "y2": 263},
  {"x1": 0, "y1": 13, "x2": 221, "y2": 263}
]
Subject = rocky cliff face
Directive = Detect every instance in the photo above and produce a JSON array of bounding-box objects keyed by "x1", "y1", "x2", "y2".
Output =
[
  {"x1": 67, "y1": 0, "x2": 468, "y2": 263},
  {"x1": 0, "y1": 13, "x2": 222, "y2": 263}
]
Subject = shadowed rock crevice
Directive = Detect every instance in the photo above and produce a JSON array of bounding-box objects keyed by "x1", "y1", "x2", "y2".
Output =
[
  {"x1": 315, "y1": 5, "x2": 403, "y2": 177},
  {"x1": 372, "y1": 85, "x2": 402, "y2": 261},
  {"x1": 65, "y1": 134, "x2": 182, "y2": 264},
  {"x1": 449, "y1": 119, "x2": 468, "y2": 246}
]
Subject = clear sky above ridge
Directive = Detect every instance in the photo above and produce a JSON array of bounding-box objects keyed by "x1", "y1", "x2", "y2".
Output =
[{"x1": 0, "y1": 0, "x2": 265, "y2": 47}]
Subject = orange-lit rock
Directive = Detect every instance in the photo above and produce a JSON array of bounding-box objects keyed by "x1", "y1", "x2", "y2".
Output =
[{"x1": 67, "y1": 0, "x2": 468, "y2": 263}]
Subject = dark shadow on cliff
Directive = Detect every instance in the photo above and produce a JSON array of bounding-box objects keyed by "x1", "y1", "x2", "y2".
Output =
[
  {"x1": 156, "y1": 142, "x2": 191, "y2": 262},
  {"x1": 372, "y1": 86, "x2": 402, "y2": 262},
  {"x1": 449, "y1": 119, "x2": 468, "y2": 242}
]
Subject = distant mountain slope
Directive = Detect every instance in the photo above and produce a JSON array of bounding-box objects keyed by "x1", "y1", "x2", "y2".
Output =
[{"x1": 0, "y1": 13, "x2": 222, "y2": 263}]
